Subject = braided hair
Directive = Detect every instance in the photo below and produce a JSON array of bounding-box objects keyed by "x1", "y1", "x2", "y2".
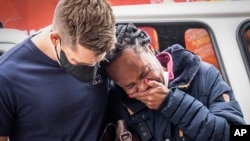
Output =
[{"x1": 104, "y1": 23, "x2": 151, "y2": 66}]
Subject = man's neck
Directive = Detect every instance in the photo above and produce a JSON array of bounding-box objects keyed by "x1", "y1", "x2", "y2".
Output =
[{"x1": 31, "y1": 26, "x2": 56, "y2": 61}]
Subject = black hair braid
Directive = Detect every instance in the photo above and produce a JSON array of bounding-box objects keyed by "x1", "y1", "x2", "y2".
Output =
[
  {"x1": 116, "y1": 23, "x2": 150, "y2": 45},
  {"x1": 116, "y1": 24, "x2": 127, "y2": 44},
  {"x1": 103, "y1": 23, "x2": 151, "y2": 66}
]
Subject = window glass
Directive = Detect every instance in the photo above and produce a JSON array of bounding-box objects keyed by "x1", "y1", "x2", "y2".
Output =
[
  {"x1": 237, "y1": 20, "x2": 250, "y2": 79},
  {"x1": 244, "y1": 28, "x2": 250, "y2": 55},
  {"x1": 137, "y1": 23, "x2": 220, "y2": 71},
  {"x1": 185, "y1": 28, "x2": 219, "y2": 70}
]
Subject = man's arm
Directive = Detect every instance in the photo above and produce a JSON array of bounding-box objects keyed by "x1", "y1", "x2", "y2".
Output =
[{"x1": 0, "y1": 137, "x2": 8, "y2": 141}]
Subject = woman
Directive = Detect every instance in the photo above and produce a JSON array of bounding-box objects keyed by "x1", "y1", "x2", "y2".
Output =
[{"x1": 102, "y1": 23, "x2": 245, "y2": 141}]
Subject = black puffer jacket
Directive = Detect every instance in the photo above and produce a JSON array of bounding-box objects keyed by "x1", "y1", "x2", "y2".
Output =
[{"x1": 105, "y1": 44, "x2": 245, "y2": 141}]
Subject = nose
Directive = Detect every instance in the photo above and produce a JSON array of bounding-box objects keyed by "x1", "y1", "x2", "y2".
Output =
[{"x1": 137, "y1": 79, "x2": 149, "y2": 92}]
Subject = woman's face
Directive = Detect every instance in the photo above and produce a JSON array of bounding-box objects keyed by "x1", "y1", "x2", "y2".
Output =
[{"x1": 106, "y1": 47, "x2": 164, "y2": 96}]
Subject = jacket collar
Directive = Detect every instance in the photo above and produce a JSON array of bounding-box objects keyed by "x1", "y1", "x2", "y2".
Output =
[{"x1": 163, "y1": 44, "x2": 201, "y2": 88}]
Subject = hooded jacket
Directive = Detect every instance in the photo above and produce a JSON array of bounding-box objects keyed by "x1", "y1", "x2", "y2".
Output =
[{"x1": 105, "y1": 44, "x2": 245, "y2": 141}]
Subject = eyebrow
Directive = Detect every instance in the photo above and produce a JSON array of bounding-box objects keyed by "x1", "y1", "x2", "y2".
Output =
[
  {"x1": 80, "y1": 54, "x2": 105, "y2": 66},
  {"x1": 81, "y1": 62, "x2": 96, "y2": 66},
  {"x1": 71, "y1": 57, "x2": 99, "y2": 66},
  {"x1": 73, "y1": 60, "x2": 96, "y2": 66}
]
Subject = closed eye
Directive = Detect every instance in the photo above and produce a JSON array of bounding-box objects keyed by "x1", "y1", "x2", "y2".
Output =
[
  {"x1": 125, "y1": 83, "x2": 135, "y2": 90},
  {"x1": 139, "y1": 66, "x2": 152, "y2": 79}
]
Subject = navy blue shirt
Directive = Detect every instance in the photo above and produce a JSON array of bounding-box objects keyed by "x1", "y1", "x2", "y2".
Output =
[{"x1": 0, "y1": 37, "x2": 109, "y2": 141}]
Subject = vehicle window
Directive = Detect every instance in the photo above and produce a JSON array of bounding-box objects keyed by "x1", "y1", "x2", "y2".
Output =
[
  {"x1": 237, "y1": 20, "x2": 250, "y2": 79},
  {"x1": 137, "y1": 22, "x2": 220, "y2": 71},
  {"x1": 185, "y1": 28, "x2": 219, "y2": 70},
  {"x1": 244, "y1": 29, "x2": 250, "y2": 55}
]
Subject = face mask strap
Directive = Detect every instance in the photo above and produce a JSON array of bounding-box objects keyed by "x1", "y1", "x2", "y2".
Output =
[{"x1": 55, "y1": 40, "x2": 62, "y2": 65}]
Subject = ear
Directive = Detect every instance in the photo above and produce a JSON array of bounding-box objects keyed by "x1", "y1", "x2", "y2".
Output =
[{"x1": 50, "y1": 31, "x2": 60, "y2": 47}]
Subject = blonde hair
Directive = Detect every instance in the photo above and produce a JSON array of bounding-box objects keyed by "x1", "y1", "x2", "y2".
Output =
[{"x1": 52, "y1": 0, "x2": 116, "y2": 56}]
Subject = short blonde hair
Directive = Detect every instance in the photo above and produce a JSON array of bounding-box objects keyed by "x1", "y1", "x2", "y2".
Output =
[{"x1": 52, "y1": 0, "x2": 116, "y2": 56}]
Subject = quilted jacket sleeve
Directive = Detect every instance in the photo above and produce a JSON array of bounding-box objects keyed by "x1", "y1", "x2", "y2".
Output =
[{"x1": 158, "y1": 63, "x2": 246, "y2": 141}]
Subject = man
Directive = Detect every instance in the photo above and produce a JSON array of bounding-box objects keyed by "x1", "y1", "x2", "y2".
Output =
[
  {"x1": 0, "y1": 0, "x2": 116, "y2": 140},
  {"x1": 103, "y1": 23, "x2": 245, "y2": 141}
]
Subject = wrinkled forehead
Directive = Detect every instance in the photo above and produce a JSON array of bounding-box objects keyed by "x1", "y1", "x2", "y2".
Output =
[
  {"x1": 106, "y1": 53, "x2": 140, "y2": 85},
  {"x1": 122, "y1": 47, "x2": 146, "y2": 62},
  {"x1": 107, "y1": 48, "x2": 152, "y2": 74}
]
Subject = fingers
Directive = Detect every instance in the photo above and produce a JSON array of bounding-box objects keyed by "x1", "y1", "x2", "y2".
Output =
[
  {"x1": 130, "y1": 90, "x2": 149, "y2": 98},
  {"x1": 128, "y1": 79, "x2": 169, "y2": 110},
  {"x1": 145, "y1": 78, "x2": 163, "y2": 88},
  {"x1": 130, "y1": 79, "x2": 167, "y2": 99},
  {"x1": 135, "y1": 92, "x2": 166, "y2": 110}
]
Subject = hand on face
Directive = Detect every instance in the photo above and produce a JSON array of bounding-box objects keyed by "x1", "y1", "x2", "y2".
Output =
[{"x1": 129, "y1": 78, "x2": 169, "y2": 110}]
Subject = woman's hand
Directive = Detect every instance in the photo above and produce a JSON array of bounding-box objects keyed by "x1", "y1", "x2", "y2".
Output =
[{"x1": 130, "y1": 79, "x2": 169, "y2": 110}]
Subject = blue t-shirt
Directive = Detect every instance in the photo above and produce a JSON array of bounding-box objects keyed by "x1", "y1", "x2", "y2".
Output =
[{"x1": 0, "y1": 37, "x2": 109, "y2": 141}]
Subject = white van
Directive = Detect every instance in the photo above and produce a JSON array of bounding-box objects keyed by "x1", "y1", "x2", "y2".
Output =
[
  {"x1": 112, "y1": 0, "x2": 250, "y2": 124},
  {"x1": 0, "y1": 28, "x2": 28, "y2": 55}
]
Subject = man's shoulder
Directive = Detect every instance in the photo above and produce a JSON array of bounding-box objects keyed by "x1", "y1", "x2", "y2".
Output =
[{"x1": 0, "y1": 38, "x2": 31, "y2": 63}]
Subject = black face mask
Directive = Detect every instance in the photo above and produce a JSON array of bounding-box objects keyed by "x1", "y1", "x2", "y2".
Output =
[{"x1": 56, "y1": 49, "x2": 98, "y2": 82}]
